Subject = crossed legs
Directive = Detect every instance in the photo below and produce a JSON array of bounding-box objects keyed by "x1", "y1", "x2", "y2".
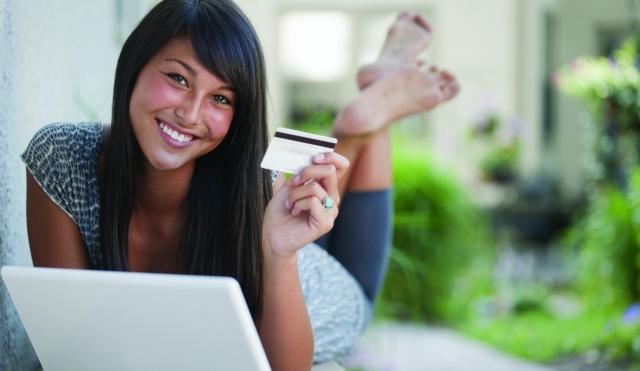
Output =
[{"x1": 316, "y1": 12, "x2": 460, "y2": 307}]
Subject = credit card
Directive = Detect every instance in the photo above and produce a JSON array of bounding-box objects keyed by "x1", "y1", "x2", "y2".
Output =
[{"x1": 260, "y1": 127, "x2": 337, "y2": 174}]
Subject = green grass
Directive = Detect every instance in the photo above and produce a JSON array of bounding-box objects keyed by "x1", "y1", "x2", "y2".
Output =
[{"x1": 460, "y1": 309, "x2": 614, "y2": 362}]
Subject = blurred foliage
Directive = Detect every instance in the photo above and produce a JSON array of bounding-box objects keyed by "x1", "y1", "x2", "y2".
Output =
[
  {"x1": 288, "y1": 109, "x2": 335, "y2": 135},
  {"x1": 558, "y1": 168, "x2": 640, "y2": 365},
  {"x1": 462, "y1": 308, "x2": 612, "y2": 362},
  {"x1": 556, "y1": 36, "x2": 640, "y2": 186},
  {"x1": 565, "y1": 169, "x2": 640, "y2": 311},
  {"x1": 599, "y1": 306, "x2": 640, "y2": 363},
  {"x1": 479, "y1": 145, "x2": 520, "y2": 183},
  {"x1": 468, "y1": 111, "x2": 521, "y2": 183},
  {"x1": 375, "y1": 138, "x2": 494, "y2": 323},
  {"x1": 555, "y1": 35, "x2": 640, "y2": 127},
  {"x1": 460, "y1": 34, "x2": 640, "y2": 366},
  {"x1": 551, "y1": 33, "x2": 640, "y2": 366}
]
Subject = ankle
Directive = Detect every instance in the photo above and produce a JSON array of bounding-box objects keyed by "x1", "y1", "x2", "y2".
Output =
[{"x1": 333, "y1": 97, "x2": 380, "y2": 136}]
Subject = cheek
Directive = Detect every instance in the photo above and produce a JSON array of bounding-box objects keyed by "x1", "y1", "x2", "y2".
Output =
[
  {"x1": 133, "y1": 73, "x2": 181, "y2": 112},
  {"x1": 204, "y1": 110, "x2": 234, "y2": 140}
]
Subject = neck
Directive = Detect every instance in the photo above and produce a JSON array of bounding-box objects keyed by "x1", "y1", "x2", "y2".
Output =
[{"x1": 135, "y1": 161, "x2": 194, "y2": 216}]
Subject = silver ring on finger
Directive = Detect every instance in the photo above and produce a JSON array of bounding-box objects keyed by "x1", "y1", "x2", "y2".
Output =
[{"x1": 322, "y1": 195, "x2": 335, "y2": 209}]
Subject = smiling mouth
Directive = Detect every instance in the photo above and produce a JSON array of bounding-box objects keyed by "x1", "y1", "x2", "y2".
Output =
[{"x1": 157, "y1": 120, "x2": 195, "y2": 143}]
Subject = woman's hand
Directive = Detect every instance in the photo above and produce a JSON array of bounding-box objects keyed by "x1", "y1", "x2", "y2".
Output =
[{"x1": 262, "y1": 152, "x2": 349, "y2": 260}]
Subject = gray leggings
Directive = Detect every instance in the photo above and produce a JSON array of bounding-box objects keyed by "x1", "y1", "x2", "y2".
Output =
[{"x1": 315, "y1": 189, "x2": 392, "y2": 307}]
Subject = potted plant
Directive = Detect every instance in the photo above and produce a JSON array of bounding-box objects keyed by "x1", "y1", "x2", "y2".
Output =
[{"x1": 469, "y1": 111, "x2": 522, "y2": 185}]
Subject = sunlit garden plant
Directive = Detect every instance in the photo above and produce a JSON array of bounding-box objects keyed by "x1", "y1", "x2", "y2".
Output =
[
  {"x1": 468, "y1": 110, "x2": 522, "y2": 184},
  {"x1": 556, "y1": 36, "x2": 640, "y2": 186},
  {"x1": 555, "y1": 36, "x2": 640, "y2": 126},
  {"x1": 555, "y1": 34, "x2": 640, "y2": 366}
]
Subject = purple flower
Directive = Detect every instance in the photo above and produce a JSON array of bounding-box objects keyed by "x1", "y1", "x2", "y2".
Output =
[{"x1": 622, "y1": 303, "x2": 640, "y2": 324}]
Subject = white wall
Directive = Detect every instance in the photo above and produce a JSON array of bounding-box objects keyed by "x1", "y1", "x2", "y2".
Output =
[{"x1": 0, "y1": 0, "x2": 122, "y2": 367}]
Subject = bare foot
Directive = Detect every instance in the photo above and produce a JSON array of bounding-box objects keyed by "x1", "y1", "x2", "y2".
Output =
[
  {"x1": 434, "y1": 67, "x2": 461, "y2": 102},
  {"x1": 357, "y1": 12, "x2": 432, "y2": 90},
  {"x1": 336, "y1": 66, "x2": 446, "y2": 136}
]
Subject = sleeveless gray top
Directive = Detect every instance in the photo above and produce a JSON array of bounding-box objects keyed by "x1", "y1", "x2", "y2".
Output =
[{"x1": 21, "y1": 122, "x2": 366, "y2": 363}]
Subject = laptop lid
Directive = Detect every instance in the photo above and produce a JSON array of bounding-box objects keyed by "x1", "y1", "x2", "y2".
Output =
[{"x1": 1, "y1": 266, "x2": 271, "y2": 371}]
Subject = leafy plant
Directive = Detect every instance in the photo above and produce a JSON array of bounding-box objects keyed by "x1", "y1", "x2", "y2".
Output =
[
  {"x1": 479, "y1": 144, "x2": 519, "y2": 183},
  {"x1": 555, "y1": 36, "x2": 640, "y2": 127},
  {"x1": 462, "y1": 308, "x2": 611, "y2": 362},
  {"x1": 376, "y1": 139, "x2": 494, "y2": 322},
  {"x1": 565, "y1": 168, "x2": 640, "y2": 311},
  {"x1": 288, "y1": 109, "x2": 335, "y2": 135},
  {"x1": 468, "y1": 110, "x2": 521, "y2": 183},
  {"x1": 556, "y1": 36, "x2": 640, "y2": 186}
]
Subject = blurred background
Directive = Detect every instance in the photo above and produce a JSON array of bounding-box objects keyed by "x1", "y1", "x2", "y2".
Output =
[{"x1": 2, "y1": 0, "x2": 640, "y2": 370}]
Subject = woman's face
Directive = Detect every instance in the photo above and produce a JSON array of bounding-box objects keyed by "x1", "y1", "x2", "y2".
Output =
[{"x1": 129, "y1": 37, "x2": 235, "y2": 172}]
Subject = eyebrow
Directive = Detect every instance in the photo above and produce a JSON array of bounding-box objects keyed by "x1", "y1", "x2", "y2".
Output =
[
  {"x1": 164, "y1": 58, "x2": 235, "y2": 93},
  {"x1": 165, "y1": 58, "x2": 197, "y2": 76}
]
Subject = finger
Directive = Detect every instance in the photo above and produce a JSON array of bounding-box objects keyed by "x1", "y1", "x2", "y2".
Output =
[
  {"x1": 311, "y1": 152, "x2": 349, "y2": 172},
  {"x1": 291, "y1": 197, "x2": 337, "y2": 233},
  {"x1": 287, "y1": 180, "x2": 335, "y2": 209},
  {"x1": 292, "y1": 165, "x2": 340, "y2": 206}
]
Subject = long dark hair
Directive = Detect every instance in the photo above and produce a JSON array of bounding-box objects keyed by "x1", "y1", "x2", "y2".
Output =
[{"x1": 100, "y1": 0, "x2": 271, "y2": 319}]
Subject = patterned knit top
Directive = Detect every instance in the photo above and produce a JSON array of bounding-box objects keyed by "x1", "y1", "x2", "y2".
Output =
[{"x1": 21, "y1": 122, "x2": 366, "y2": 364}]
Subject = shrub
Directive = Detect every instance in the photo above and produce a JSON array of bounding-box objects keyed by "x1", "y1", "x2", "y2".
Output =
[
  {"x1": 565, "y1": 168, "x2": 640, "y2": 312},
  {"x1": 376, "y1": 142, "x2": 494, "y2": 322}
]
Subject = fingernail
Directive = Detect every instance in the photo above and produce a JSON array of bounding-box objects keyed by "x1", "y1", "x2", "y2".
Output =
[
  {"x1": 285, "y1": 199, "x2": 292, "y2": 210},
  {"x1": 293, "y1": 175, "x2": 301, "y2": 184},
  {"x1": 314, "y1": 153, "x2": 325, "y2": 161}
]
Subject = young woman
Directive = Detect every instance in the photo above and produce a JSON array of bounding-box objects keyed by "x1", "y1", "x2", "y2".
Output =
[{"x1": 22, "y1": 0, "x2": 458, "y2": 369}]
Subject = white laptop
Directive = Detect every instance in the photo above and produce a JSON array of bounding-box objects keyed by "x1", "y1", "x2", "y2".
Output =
[{"x1": 1, "y1": 266, "x2": 272, "y2": 371}]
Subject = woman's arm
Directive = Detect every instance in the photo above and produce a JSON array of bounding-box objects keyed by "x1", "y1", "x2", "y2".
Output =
[
  {"x1": 26, "y1": 170, "x2": 90, "y2": 268},
  {"x1": 258, "y1": 248, "x2": 313, "y2": 371},
  {"x1": 259, "y1": 152, "x2": 349, "y2": 370}
]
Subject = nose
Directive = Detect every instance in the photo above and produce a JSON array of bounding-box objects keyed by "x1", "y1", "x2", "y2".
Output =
[{"x1": 175, "y1": 93, "x2": 203, "y2": 127}]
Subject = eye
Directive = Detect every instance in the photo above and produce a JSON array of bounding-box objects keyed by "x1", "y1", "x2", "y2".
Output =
[
  {"x1": 211, "y1": 95, "x2": 232, "y2": 106},
  {"x1": 167, "y1": 73, "x2": 188, "y2": 87}
]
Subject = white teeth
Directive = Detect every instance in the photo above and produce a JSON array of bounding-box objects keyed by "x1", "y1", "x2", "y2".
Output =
[{"x1": 159, "y1": 122, "x2": 194, "y2": 143}]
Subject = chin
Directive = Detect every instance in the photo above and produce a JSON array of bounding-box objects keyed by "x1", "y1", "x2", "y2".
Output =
[{"x1": 146, "y1": 153, "x2": 192, "y2": 172}]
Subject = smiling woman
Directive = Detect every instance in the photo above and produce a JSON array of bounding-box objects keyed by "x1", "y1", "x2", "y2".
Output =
[
  {"x1": 21, "y1": 0, "x2": 359, "y2": 369},
  {"x1": 20, "y1": 0, "x2": 461, "y2": 370}
]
